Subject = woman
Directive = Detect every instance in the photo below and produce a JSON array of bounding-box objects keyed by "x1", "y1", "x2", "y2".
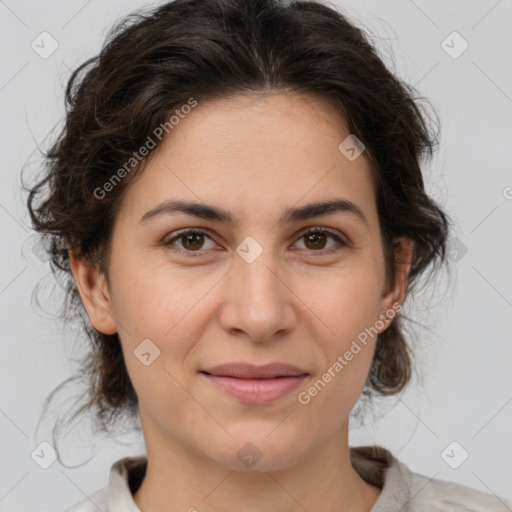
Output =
[{"x1": 25, "y1": 0, "x2": 512, "y2": 510}]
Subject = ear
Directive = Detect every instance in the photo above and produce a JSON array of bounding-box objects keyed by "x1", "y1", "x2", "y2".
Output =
[
  {"x1": 378, "y1": 236, "x2": 413, "y2": 329},
  {"x1": 68, "y1": 248, "x2": 118, "y2": 335}
]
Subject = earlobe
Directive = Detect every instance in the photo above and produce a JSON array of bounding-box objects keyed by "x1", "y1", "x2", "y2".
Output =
[{"x1": 68, "y1": 248, "x2": 118, "y2": 335}]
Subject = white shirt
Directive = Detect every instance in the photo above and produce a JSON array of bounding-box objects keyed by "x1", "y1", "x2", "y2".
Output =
[{"x1": 65, "y1": 445, "x2": 512, "y2": 511}]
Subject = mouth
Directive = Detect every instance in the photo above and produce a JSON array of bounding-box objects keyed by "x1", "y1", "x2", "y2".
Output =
[{"x1": 199, "y1": 363, "x2": 309, "y2": 404}]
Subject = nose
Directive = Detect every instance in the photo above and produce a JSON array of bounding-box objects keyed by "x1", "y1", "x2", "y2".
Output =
[{"x1": 218, "y1": 244, "x2": 297, "y2": 343}]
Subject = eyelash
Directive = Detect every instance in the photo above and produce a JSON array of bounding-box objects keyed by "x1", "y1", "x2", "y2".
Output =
[{"x1": 163, "y1": 227, "x2": 349, "y2": 257}]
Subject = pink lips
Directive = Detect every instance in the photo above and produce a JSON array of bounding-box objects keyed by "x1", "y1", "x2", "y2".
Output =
[{"x1": 200, "y1": 363, "x2": 308, "y2": 404}]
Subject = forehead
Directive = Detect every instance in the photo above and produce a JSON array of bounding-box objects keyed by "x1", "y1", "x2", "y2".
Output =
[
  {"x1": 169, "y1": 91, "x2": 351, "y2": 156},
  {"x1": 117, "y1": 91, "x2": 377, "y2": 227}
]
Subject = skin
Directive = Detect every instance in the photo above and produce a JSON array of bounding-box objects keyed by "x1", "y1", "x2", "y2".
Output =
[{"x1": 69, "y1": 91, "x2": 412, "y2": 512}]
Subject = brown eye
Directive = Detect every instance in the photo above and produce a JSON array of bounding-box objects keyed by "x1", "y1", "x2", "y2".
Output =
[
  {"x1": 295, "y1": 228, "x2": 347, "y2": 254},
  {"x1": 303, "y1": 231, "x2": 328, "y2": 250},
  {"x1": 164, "y1": 228, "x2": 215, "y2": 256},
  {"x1": 163, "y1": 227, "x2": 347, "y2": 257},
  {"x1": 181, "y1": 232, "x2": 205, "y2": 251}
]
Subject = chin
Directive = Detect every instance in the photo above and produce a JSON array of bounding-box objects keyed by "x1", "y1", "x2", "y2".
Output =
[{"x1": 205, "y1": 429, "x2": 307, "y2": 473}]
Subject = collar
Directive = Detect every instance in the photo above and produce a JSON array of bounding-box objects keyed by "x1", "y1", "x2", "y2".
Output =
[{"x1": 105, "y1": 445, "x2": 411, "y2": 512}]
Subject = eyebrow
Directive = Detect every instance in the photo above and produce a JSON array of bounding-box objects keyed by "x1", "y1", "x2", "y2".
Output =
[{"x1": 139, "y1": 198, "x2": 369, "y2": 227}]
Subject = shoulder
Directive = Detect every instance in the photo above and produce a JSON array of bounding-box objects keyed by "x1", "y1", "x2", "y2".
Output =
[
  {"x1": 63, "y1": 455, "x2": 147, "y2": 512},
  {"x1": 350, "y1": 445, "x2": 512, "y2": 512},
  {"x1": 64, "y1": 487, "x2": 109, "y2": 512},
  {"x1": 405, "y1": 467, "x2": 512, "y2": 512}
]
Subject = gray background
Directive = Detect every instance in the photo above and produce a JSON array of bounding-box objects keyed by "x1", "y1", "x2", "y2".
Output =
[{"x1": 1, "y1": 0, "x2": 511, "y2": 510}]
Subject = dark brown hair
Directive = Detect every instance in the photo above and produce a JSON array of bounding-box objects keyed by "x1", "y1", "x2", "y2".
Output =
[{"x1": 24, "y1": 0, "x2": 451, "y2": 444}]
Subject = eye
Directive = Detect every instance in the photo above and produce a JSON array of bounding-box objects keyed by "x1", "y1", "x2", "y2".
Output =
[
  {"x1": 163, "y1": 227, "x2": 348, "y2": 257},
  {"x1": 292, "y1": 227, "x2": 348, "y2": 254},
  {"x1": 163, "y1": 228, "x2": 215, "y2": 256}
]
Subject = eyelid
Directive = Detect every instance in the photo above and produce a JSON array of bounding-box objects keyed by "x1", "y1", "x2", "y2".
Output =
[{"x1": 296, "y1": 225, "x2": 349, "y2": 244}]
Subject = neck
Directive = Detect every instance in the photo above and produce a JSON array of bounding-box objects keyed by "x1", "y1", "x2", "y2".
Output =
[{"x1": 133, "y1": 418, "x2": 381, "y2": 512}]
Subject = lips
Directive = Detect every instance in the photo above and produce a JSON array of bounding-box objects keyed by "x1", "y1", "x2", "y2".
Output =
[
  {"x1": 200, "y1": 362, "x2": 308, "y2": 379},
  {"x1": 199, "y1": 363, "x2": 309, "y2": 404}
]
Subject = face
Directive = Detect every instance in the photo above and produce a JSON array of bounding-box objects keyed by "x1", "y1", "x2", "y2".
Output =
[{"x1": 70, "y1": 91, "x2": 411, "y2": 472}]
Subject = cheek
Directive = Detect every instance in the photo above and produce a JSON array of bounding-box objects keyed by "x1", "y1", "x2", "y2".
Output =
[
  {"x1": 110, "y1": 257, "x2": 222, "y2": 390},
  {"x1": 299, "y1": 289, "x2": 380, "y2": 420},
  {"x1": 301, "y1": 265, "x2": 383, "y2": 392},
  {"x1": 309, "y1": 264, "x2": 384, "y2": 338},
  {"x1": 108, "y1": 247, "x2": 202, "y2": 335},
  {"x1": 116, "y1": 277, "x2": 202, "y2": 419}
]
